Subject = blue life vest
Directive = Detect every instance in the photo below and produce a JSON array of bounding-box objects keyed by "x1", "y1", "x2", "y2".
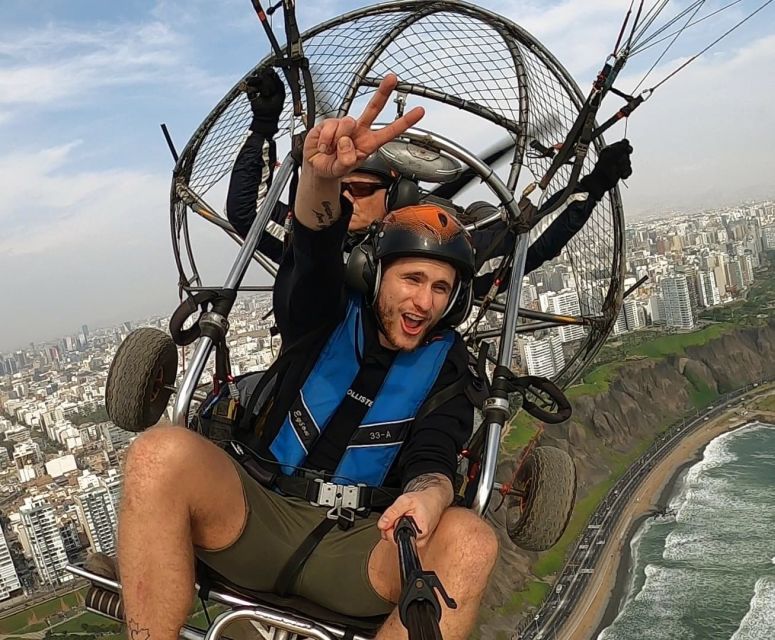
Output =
[{"x1": 270, "y1": 297, "x2": 454, "y2": 486}]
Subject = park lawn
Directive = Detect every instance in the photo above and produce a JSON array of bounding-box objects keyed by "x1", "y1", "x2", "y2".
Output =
[
  {"x1": 751, "y1": 393, "x2": 775, "y2": 411},
  {"x1": 497, "y1": 580, "x2": 551, "y2": 615},
  {"x1": 49, "y1": 610, "x2": 122, "y2": 633},
  {"x1": 0, "y1": 589, "x2": 85, "y2": 634},
  {"x1": 632, "y1": 323, "x2": 735, "y2": 358},
  {"x1": 502, "y1": 411, "x2": 540, "y2": 452},
  {"x1": 684, "y1": 367, "x2": 722, "y2": 409},
  {"x1": 566, "y1": 361, "x2": 625, "y2": 399}
]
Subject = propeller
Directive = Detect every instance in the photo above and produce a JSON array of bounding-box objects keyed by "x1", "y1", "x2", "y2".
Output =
[{"x1": 429, "y1": 137, "x2": 515, "y2": 200}]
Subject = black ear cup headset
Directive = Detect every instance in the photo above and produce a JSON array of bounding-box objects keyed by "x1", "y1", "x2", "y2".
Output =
[
  {"x1": 344, "y1": 205, "x2": 476, "y2": 328},
  {"x1": 356, "y1": 153, "x2": 421, "y2": 212}
]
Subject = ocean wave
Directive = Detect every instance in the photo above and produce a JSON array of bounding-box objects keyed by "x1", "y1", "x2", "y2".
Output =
[
  {"x1": 687, "y1": 431, "x2": 738, "y2": 478},
  {"x1": 730, "y1": 576, "x2": 775, "y2": 640},
  {"x1": 621, "y1": 518, "x2": 655, "y2": 609},
  {"x1": 749, "y1": 451, "x2": 775, "y2": 461},
  {"x1": 668, "y1": 467, "x2": 692, "y2": 510}
]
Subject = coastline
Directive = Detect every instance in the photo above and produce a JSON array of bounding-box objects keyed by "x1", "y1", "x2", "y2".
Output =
[
  {"x1": 591, "y1": 457, "x2": 698, "y2": 639},
  {"x1": 557, "y1": 402, "x2": 775, "y2": 640}
]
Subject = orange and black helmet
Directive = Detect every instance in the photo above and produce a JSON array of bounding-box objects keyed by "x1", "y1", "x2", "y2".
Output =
[{"x1": 374, "y1": 204, "x2": 475, "y2": 280}]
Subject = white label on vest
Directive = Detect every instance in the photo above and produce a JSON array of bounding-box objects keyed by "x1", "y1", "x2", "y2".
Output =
[{"x1": 346, "y1": 388, "x2": 374, "y2": 408}]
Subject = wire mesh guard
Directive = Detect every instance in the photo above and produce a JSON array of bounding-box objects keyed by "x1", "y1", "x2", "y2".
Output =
[{"x1": 172, "y1": 0, "x2": 625, "y2": 386}]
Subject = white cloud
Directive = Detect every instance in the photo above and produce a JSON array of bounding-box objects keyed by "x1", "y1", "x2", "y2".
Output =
[
  {"x1": 0, "y1": 143, "x2": 170, "y2": 257},
  {"x1": 0, "y1": 20, "x2": 224, "y2": 116}
]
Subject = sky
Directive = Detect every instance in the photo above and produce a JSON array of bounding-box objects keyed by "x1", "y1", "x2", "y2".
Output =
[{"x1": 1, "y1": 0, "x2": 773, "y2": 351}]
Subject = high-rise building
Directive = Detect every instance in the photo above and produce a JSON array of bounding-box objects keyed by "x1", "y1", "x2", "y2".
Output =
[
  {"x1": 520, "y1": 283, "x2": 539, "y2": 308},
  {"x1": 104, "y1": 470, "x2": 123, "y2": 514},
  {"x1": 76, "y1": 481, "x2": 117, "y2": 556},
  {"x1": 18, "y1": 498, "x2": 72, "y2": 586},
  {"x1": 698, "y1": 270, "x2": 721, "y2": 307},
  {"x1": 519, "y1": 335, "x2": 565, "y2": 378},
  {"x1": 0, "y1": 526, "x2": 22, "y2": 601},
  {"x1": 725, "y1": 258, "x2": 745, "y2": 293},
  {"x1": 612, "y1": 298, "x2": 643, "y2": 335},
  {"x1": 544, "y1": 290, "x2": 586, "y2": 343},
  {"x1": 661, "y1": 274, "x2": 695, "y2": 330},
  {"x1": 623, "y1": 298, "x2": 643, "y2": 331},
  {"x1": 761, "y1": 225, "x2": 775, "y2": 250},
  {"x1": 101, "y1": 422, "x2": 133, "y2": 451}
]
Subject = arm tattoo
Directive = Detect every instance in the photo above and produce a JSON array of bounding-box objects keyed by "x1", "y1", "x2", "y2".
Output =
[
  {"x1": 404, "y1": 473, "x2": 446, "y2": 493},
  {"x1": 128, "y1": 619, "x2": 151, "y2": 640},
  {"x1": 311, "y1": 200, "x2": 335, "y2": 228}
]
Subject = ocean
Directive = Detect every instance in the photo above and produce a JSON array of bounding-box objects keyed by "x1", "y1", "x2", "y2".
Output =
[{"x1": 597, "y1": 421, "x2": 775, "y2": 640}]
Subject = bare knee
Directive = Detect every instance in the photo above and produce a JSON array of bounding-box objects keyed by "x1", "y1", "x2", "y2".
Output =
[
  {"x1": 124, "y1": 424, "x2": 200, "y2": 492},
  {"x1": 428, "y1": 508, "x2": 499, "y2": 596}
]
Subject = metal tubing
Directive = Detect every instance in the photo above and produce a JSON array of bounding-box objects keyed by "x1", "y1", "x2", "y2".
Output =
[
  {"x1": 390, "y1": 127, "x2": 521, "y2": 227},
  {"x1": 225, "y1": 155, "x2": 294, "y2": 289},
  {"x1": 180, "y1": 626, "x2": 206, "y2": 640},
  {"x1": 172, "y1": 337, "x2": 214, "y2": 425},
  {"x1": 472, "y1": 222, "x2": 531, "y2": 516},
  {"x1": 497, "y1": 232, "x2": 530, "y2": 366},
  {"x1": 65, "y1": 564, "x2": 121, "y2": 592},
  {"x1": 171, "y1": 155, "x2": 294, "y2": 425},
  {"x1": 178, "y1": 182, "x2": 280, "y2": 278},
  {"x1": 472, "y1": 419, "x2": 506, "y2": 516},
  {"x1": 205, "y1": 609, "x2": 333, "y2": 640},
  {"x1": 204, "y1": 590, "x2": 373, "y2": 639},
  {"x1": 477, "y1": 300, "x2": 594, "y2": 325}
]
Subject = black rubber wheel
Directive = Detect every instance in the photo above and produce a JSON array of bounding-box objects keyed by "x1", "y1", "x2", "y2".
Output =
[
  {"x1": 505, "y1": 446, "x2": 577, "y2": 552},
  {"x1": 105, "y1": 328, "x2": 178, "y2": 432}
]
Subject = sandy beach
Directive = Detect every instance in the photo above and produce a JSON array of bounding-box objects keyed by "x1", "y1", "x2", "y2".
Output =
[{"x1": 556, "y1": 393, "x2": 775, "y2": 640}]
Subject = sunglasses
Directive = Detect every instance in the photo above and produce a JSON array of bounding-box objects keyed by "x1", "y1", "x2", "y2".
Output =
[{"x1": 341, "y1": 181, "x2": 389, "y2": 198}]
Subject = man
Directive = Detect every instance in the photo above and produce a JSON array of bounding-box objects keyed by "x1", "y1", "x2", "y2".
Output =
[
  {"x1": 118, "y1": 74, "x2": 497, "y2": 640},
  {"x1": 226, "y1": 68, "x2": 407, "y2": 263},
  {"x1": 227, "y1": 68, "x2": 633, "y2": 299}
]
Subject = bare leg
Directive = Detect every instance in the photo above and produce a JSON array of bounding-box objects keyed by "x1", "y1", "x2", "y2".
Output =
[
  {"x1": 368, "y1": 508, "x2": 499, "y2": 640},
  {"x1": 118, "y1": 425, "x2": 247, "y2": 640}
]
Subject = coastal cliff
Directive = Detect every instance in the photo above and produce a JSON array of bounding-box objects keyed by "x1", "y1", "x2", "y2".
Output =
[{"x1": 478, "y1": 320, "x2": 775, "y2": 638}]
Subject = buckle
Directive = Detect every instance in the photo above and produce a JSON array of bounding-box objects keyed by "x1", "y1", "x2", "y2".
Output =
[
  {"x1": 329, "y1": 506, "x2": 356, "y2": 530},
  {"x1": 311, "y1": 479, "x2": 366, "y2": 516}
]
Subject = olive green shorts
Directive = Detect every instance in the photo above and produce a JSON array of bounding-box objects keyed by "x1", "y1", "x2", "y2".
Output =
[{"x1": 195, "y1": 460, "x2": 394, "y2": 618}]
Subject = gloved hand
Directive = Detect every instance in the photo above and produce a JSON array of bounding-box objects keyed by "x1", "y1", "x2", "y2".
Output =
[
  {"x1": 244, "y1": 67, "x2": 285, "y2": 136},
  {"x1": 579, "y1": 139, "x2": 633, "y2": 199}
]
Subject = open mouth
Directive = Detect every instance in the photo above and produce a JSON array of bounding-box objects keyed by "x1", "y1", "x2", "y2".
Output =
[{"x1": 400, "y1": 313, "x2": 427, "y2": 336}]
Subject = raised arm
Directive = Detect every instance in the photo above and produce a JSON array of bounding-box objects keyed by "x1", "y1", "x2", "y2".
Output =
[
  {"x1": 274, "y1": 75, "x2": 425, "y2": 343},
  {"x1": 225, "y1": 68, "x2": 288, "y2": 262},
  {"x1": 294, "y1": 74, "x2": 425, "y2": 230}
]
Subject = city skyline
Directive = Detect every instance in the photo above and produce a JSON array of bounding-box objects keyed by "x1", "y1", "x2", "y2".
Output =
[{"x1": 1, "y1": 0, "x2": 774, "y2": 349}]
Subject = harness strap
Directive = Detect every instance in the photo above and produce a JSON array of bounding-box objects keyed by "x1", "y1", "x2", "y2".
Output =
[
  {"x1": 226, "y1": 442, "x2": 401, "y2": 510},
  {"x1": 274, "y1": 517, "x2": 339, "y2": 596}
]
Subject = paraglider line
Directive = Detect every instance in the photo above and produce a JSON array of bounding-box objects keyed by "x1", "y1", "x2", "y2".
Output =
[
  {"x1": 633, "y1": 0, "x2": 707, "y2": 93},
  {"x1": 647, "y1": 0, "x2": 774, "y2": 92},
  {"x1": 631, "y1": 0, "x2": 744, "y2": 55}
]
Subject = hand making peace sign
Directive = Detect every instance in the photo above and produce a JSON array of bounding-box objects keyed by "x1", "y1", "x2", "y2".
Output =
[{"x1": 302, "y1": 74, "x2": 425, "y2": 179}]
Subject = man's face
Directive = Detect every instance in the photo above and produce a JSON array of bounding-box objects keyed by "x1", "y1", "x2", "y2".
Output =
[
  {"x1": 375, "y1": 257, "x2": 457, "y2": 351},
  {"x1": 342, "y1": 172, "x2": 389, "y2": 232}
]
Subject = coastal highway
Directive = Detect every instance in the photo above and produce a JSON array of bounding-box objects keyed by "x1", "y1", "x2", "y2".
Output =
[{"x1": 513, "y1": 379, "x2": 770, "y2": 640}]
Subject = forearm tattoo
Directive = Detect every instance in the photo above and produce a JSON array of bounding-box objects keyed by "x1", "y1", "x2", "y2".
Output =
[
  {"x1": 128, "y1": 619, "x2": 151, "y2": 639},
  {"x1": 312, "y1": 200, "x2": 336, "y2": 228},
  {"x1": 405, "y1": 473, "x2": 446, "y2": 493}
]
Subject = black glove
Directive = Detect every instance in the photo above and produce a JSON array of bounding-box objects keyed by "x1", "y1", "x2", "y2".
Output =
[
  {"x1": 579, "y1": 139, "x2": 633, "y2": 199},
  {"x1": 244, "y1": 67, "x2": 285, "y2": 136}
]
